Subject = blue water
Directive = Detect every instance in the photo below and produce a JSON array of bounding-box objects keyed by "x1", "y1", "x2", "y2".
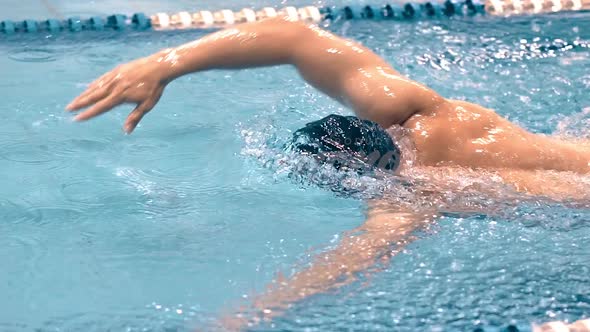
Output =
[{"x1": 1, "y1": 4, "x2": 590, "y2": 332}]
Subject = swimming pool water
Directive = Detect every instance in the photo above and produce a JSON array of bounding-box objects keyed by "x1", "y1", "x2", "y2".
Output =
[{"x1": 1, "y1": 5, "x2": 590, "y2": 332}]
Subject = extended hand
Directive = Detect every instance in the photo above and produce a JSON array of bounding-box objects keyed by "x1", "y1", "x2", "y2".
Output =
[{"x1": 66, "y1": 56, "x2": 167, "y2": 133}]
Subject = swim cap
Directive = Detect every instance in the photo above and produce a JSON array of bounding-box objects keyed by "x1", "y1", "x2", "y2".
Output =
[{"x1": 289, "y1": 114, "x2": 401, "y2": 173}]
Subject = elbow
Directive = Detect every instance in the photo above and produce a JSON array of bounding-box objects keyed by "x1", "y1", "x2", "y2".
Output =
[
  {"x1": 259, "y1": 16, "x2": 315, "y2": 43},
  {"x1": 263, "y1": 16, "x2": 313, "y2": 31},
  {"x1": 252, "y1": 17, "x2": 315, "y2": 62}
]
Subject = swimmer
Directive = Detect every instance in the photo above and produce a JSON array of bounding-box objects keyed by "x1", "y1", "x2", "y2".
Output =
[{"x1": 66, "y1": 17, "x2": 590, "y2": 329}]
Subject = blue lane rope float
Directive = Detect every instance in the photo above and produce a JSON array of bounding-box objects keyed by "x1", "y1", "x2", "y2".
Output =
[
  {"x1": 89, "y1": 16, "x2": 104, "y2": 31},
  {"x1": 68, "y1": 16, "x2": 82, "y2": 32},
  {"x1": 1, "y1": 0, "x2": 589, "y2": 34},
  {"x1": 45, "y1": 18, "x2": 61, "y2": 32}
]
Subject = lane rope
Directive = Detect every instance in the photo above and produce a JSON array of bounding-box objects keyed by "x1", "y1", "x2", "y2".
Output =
[{"x1": 3, "y1": 0, "x2": 589, "y2": 34}]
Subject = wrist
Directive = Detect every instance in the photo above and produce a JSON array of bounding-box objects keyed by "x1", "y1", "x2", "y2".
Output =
[{"x1": 147, "y1": 48, "x2": 188, "y2": 84}]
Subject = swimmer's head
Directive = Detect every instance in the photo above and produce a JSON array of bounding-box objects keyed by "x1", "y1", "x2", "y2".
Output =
[{"x1": 288, "y1": 114, "x2": 401, "y2": 174}]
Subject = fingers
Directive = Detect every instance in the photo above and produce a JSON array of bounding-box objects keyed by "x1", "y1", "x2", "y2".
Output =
[
  {"x1": 67, "y1": 85, "x2": 112, "y2": 111},
  {"x1": 73, "y1": 93, "x2": 123, "y2": 122},
  {"x1": 123, "y1": 99, "x2": 156, "y2": 134},
  {"x1": 67, "y1": 73, "x2": 116, "y2": 111},
  {"x1": 124, "y1": 87, "x2": 163, "y2": 133}
]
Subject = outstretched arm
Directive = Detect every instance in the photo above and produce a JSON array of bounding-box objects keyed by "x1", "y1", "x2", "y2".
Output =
[
  {"x1": 219, "y1": 204, "x2": 438, "y2": 330},
  {"x1": 67, "y1": 17, "x2": 445, "y2": 133}
]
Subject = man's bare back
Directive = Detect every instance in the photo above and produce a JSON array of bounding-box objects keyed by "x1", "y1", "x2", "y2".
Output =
[{"x1": 405, "y1": 99, "x2": 590, "y2": 173}]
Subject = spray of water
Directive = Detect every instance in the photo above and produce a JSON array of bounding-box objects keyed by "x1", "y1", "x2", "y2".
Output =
[{"x1": 555, "y1": 107, "x2": 590, "y2": 139}]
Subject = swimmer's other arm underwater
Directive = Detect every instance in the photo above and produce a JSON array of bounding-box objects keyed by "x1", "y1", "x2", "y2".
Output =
[{"x1": 66, "y1": 16, "x2": 590, "y2": 330}]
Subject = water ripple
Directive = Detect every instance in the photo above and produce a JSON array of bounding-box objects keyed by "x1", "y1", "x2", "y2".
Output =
[
  {"x1": 0, "y1": 322, "x2": 29, "y2": 331},
  {"x1": 0, "y1": 198, "x2": 88, "y2": 226},
  {"x1": 60, "y1": 177, "x2": 136, "y2": 207},
  {"x1": 76, "y1": 47, "x2": 125, "y2": 67},
  {"x1": 0, "y1": 137, "x2": 91, "y2": 172},
  {"x1": 0, "y1": 199, "x2": 43, "y2": 225},
  {"x1": 0, "y1": 140, "x2": 55, "y2": 164},
  {"x1": 8, "y1": 48, "x2": 57, "y2": 63},
  {"x1": 36, "y1": 308, "x2": 206, "y2": 332},
  {"x1": 110, "y1": 166, "x2": 245, "y2": 219},
  {"x1": 416, "y1": 37, "x2": 590, "y2": 72}
]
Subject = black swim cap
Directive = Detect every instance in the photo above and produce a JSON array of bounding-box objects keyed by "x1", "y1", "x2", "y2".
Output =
[{"x1": 289, "y1": 114, "x2": 401, "y2": 173}]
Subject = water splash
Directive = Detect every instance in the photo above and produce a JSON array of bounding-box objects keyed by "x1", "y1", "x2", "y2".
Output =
[{"x1": 555, "y1": 107, "x2": 590, "y2": 139}]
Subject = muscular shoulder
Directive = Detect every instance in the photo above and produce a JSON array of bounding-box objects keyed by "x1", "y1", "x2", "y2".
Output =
[{"x1": 343, "y1": 66, "x2": 447, "y2": 128}]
